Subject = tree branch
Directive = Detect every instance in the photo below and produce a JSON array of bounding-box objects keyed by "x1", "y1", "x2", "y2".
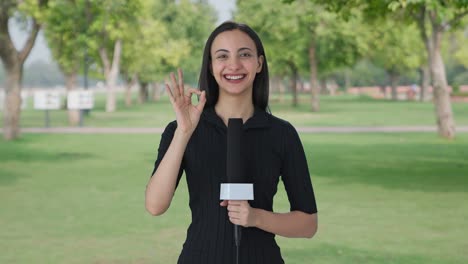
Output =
[
  {"x1": 18, "y1": 18, "x2": 41, "y2": 64},
  {"x1": 18, "y1": 0, "x2": 49, "y2": 63},
  {"x1": 0, "y1": 1, "x2": 17, "y2": 65},
  {"x1": 99, "y1": 47, "x2": 111, "y2": 77},
  {"x1": 441, "y1": 9, "x2": 468, "y2": 31},
  {"x1": 111, "y1": 39, "x2": 122, "y2": 73}
]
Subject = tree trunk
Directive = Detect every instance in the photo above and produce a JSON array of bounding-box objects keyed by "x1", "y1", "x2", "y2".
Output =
[
  {"x1": 289, "y1": 63, "x2": 298, "y2": 107},
  {"x1": 99, "y1": 39, "x2": 122, "y2": 113},
  {"x1": 419, "y1": 64, "x2": 430, "y2": 102},
  {"x1": 430, "y1": 32, "x2": 455, "y2": 138},
  {"x1": 3, "y1": 64, "x2": 22, "y2": 140},
  {"x1": 309, "y1": 39, "x2": 320, "y2": 112},
  {"x1": 64, "y1": 72, "x2": 80, "y2": 126},
  {"x1": 124, "y1": 73, "x2": 137, "y2": 107},
  {"x1": 389, "y1": 70, "x2": 399, "y2": 101},
  {"x1": 0, "y1": 11, "x2": 41, "y2": 140},
  {"x1": 139, "y1": 82, "x2": 149, "y2": 104},
  {"x1": 417, "y1": 8, "x2": 456, "y2": 139}
]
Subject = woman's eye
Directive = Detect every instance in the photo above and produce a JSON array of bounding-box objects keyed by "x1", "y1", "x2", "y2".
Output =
[
  {"x1": 240, "y1": 53, "x2": 252, "y2": 58},
  {"x1": 216, "y1": 54, "x2": 228, "y2": 59}
]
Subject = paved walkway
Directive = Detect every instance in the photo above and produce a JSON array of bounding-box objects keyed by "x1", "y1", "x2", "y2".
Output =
[{"x1": 3, "y1": 126, "x2": 468, "y2": 134}]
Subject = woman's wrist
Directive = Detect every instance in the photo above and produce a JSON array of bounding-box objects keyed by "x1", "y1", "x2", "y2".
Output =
[
  {"x1": 252, "y1": 207, "x2": 264, "y2": 228},
  {"x1": 174, "y1": 127, "x2": 193, "y2": 143}
]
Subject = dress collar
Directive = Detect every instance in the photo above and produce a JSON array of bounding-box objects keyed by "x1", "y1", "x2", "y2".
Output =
[{"x1": 202, "y1": 106, "x2": 271, "y2": 130}]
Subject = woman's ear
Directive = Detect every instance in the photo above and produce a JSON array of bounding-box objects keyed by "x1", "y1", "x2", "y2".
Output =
[{"x1": 256, "y1": 55, "x2": 264, "y2": 73}]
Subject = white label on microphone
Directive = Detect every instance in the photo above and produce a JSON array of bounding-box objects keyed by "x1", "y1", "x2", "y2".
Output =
[{"x1": 220, "y1": 183, "x2": 254, "y2": 200}]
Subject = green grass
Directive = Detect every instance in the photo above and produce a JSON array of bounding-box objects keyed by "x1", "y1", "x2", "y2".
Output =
[
  {"x1": 4, "y1": 92, "x2": 468, "y2": 128},
  {"x1": 1, "y1": 133, "x2": 467, "y2": 263}
]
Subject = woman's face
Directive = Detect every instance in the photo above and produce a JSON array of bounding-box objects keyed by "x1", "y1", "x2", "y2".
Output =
[{"x1": 210, "y1": 29, "x2": 263, "y2": 98}]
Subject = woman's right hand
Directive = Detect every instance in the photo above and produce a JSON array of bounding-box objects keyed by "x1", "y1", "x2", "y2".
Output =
[{"x1": 165, "y1": 68, "x2": 206, "y2": 135}]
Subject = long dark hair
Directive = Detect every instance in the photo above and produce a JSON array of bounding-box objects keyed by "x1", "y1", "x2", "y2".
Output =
[{"x1": 198, "y1": 21, "x2": 269, "y2": 111}]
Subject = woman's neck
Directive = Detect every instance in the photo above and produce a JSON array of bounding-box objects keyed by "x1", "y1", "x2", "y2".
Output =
[{"x1": 214, "y1": 96, "x2": 255, "y2": 125}]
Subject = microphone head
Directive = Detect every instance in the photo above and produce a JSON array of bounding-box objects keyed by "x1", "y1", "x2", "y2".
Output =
[{"x1": 226, "y1": 118, "x2": 244, "y2": 183}]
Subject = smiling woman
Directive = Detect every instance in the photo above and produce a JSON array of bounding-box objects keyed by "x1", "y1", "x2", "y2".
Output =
[
  {"x1": 145, "y1": 21, "x2": 318, "y2": 264},
  {"x1": 210, "y1": 30, "x2": 264, "y2": 102}
]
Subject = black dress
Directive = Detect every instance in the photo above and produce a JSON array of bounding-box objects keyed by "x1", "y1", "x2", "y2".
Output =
[{"x1": 151, "y1": 107, "x2": 317, "y2": 264}]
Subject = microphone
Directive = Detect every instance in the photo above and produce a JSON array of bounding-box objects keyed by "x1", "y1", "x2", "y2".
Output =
[{"x1": 220, "y1": 118, "x2": 254, "y2": 263}]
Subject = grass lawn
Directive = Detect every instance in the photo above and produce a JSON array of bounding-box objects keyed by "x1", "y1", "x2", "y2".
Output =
[
  {"x1": 1, "y1": 133, "x2": 467, "y2": 263},
  {"x1": 5, "y1": 92, "x2": 468, "y2": 128}
]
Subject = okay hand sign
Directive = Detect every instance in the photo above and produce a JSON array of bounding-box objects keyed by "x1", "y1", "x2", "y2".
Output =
[{"x1": 165, "y1": 69, "x2": 207, "y2": 135}]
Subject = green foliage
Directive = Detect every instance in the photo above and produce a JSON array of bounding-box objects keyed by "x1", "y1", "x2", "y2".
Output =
[
  {"x1": 452, "y1": 24, "x2": 468, "y2": 68},
  {"x1": 347, "y1": 60, "x2": 388, "y2": 87},
  {"x1": 44, "y1": 0, "x2": 88, "y2": 75},
  {"x1": 236, "y1": 0, "x2": 366, "y2": 79},
  {"x1": 366, "y1": 19, "x2": 423, "y2": 77},
  {"x1": 157, "y1": 0, "x2": 217, "y2": 84},
  {"x1": 120, "y1": 0, "x2": 216, "y2": 85}
]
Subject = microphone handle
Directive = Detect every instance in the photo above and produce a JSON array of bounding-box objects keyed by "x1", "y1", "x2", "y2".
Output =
[{"x1": 234, "y1": 224, "x2": 242, "y2": 247}]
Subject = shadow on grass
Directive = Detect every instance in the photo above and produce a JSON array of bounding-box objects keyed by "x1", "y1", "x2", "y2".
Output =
[
  {"x1": 0, "y1": 168, "x2": 24, "y2": 185},
  {"x1": 307, "y1": 141, "x2": 468, "y2": 193},
  {"x1": 0, "y1": 138, "x2": 95, "y2": 185}
]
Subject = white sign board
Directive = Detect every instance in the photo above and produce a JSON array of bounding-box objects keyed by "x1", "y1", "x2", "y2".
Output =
[
  {"x1": 34, "y1": 91, "x2": 62, "y2": 110},
  {"x1": 21, "y1": 91, "x2": 28, "y2": 109},
  {"x1": 0, "y1": 91, "x2": 28, "y2": 110},
  {"x1": 67, "y1": 90, "x2": 94, "y2": 110}
]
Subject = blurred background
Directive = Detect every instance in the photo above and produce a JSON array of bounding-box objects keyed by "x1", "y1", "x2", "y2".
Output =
[{"x1": 1, "y1": 0, "x2": 468, "y2": 263}]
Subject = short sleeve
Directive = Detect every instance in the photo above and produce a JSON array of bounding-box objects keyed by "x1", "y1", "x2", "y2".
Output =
[
  {"x1": 150, "y1": 121, "x2": 184, "y2": 188},
  {"x1": 280, "y1": 123, "x2": 317, "y2": 214}
]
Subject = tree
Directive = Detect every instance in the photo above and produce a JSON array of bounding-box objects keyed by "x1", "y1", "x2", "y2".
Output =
[
  {"x1": 0, "y1": 0, "x2": 48, "y2": 140},
  {"x1": 84, "y1": 0, "x2": 142, "y2": 113},
  {"x1": 400, "y1": 1, "x2": 466, "y2": 138},
  {"x1": 44, "y1": 0, "x2": 89, "y2": 125},
  {"x1": 239, "y1": 0, "x2": 365, "y2": 110},
  {"x1": 236, "y1": 0, "x2": 308, "y2": 107},
  {"x1": 320, "y1": 0, "x2": 468, "y2": 138},
  {"x1": 157, "y1": 0, "x2": 216, "y2": 85},
  {"x1": 120, "y1": 0, "x2": 215, "y2": 104},
  {"x1": 367, "y1": 19, "x2": 423, "y2": 100}
]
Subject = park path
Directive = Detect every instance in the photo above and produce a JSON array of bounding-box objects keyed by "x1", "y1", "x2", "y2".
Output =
[{"x1": 4, "y1": 126, "x2": 468, "y2": 134}]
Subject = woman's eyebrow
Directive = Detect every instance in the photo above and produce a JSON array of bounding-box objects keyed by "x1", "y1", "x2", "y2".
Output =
[
  {"x1": 238, "y1": 47, "x2": 253, "y2": 52},
  {"x1": 214, "y1": 47, "x2": 254, "y2": 54},
  {"x1": 214, "y1": 49, "x2": 229, "y2": 54}
]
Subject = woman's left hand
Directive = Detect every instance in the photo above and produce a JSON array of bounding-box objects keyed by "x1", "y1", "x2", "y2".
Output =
[{"x1": 220, "y1": 200, "x2": 257, "y2": 227}]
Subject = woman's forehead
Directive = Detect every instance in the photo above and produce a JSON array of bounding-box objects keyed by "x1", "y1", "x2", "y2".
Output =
[{"x1": 211, "y1": 30, "x2": 256, "y2": 53}]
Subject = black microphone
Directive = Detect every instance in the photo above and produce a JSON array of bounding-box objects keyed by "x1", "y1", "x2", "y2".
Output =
[{"x1": 220, "y1": 118, "x2": 253, "y2": 264}]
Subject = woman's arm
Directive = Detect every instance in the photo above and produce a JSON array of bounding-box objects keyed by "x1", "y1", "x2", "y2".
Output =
[
  {"x1": 221, "y1": 200, "x2": 318, "y2": 238},
  {"x1": 145, "y1": 69, "x2": 206, "y2": 216},
  {"x1": 145, "y1": 129, "x2": 191, "y2": 216},
  {"x1": 253, "y1": 208, "x2": 317, "y2": 238}
]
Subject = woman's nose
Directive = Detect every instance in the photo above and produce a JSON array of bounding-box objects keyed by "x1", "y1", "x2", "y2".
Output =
[{"x1": 227, "y1": 56, "x2": 241, "y2": 70}]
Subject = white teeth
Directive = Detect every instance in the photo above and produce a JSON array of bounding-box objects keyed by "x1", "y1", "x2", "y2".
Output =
[{"x1": 225, "y1": 75, "x2": 244, "y2": 80}]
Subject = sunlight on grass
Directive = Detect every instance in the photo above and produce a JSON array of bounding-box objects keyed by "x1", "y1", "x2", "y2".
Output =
[{"x1": 1, "y1": 133, "x2": 467, "y2": 263}]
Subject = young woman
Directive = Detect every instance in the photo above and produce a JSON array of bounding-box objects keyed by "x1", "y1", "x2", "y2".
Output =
[{"x1": 145, "y1": 21, "x2": 318, "y2": 264}]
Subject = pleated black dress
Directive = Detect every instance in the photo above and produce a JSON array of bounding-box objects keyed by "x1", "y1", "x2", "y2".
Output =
[{"x1": 151, "y1": 107, "x2": 317, "y2": 264}]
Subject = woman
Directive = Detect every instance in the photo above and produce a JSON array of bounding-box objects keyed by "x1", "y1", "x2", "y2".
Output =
[{"x1": 145, "y1": 21, "x2": 318, "y2": 264}]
